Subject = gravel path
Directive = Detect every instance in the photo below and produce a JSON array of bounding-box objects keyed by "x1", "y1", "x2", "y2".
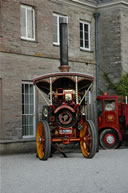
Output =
[{"x1": 1, "y1": 149, "x2": 128, "y2": 193}]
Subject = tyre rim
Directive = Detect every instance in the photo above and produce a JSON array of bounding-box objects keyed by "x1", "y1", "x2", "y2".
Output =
[
  {"x1": 104, "y1": 133, "x2": 115, "y2": 146},
  {"x1": 80, "y1": 122, "x2": 92, "y2": 158},
  {"x1": 36, "y1": 122, "x2": 45, "y2": 159}
]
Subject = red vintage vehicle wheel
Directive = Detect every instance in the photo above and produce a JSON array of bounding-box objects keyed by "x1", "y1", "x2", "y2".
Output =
[
  {"x1": 100, "y1": 129, "x2": 119, "y2": 149},
  {"x1": 36, "y1": 120, "x2": 51, "y2": 160},
  {"x1": 80, "y1": 120, "x2": 97, "y2": 158}
]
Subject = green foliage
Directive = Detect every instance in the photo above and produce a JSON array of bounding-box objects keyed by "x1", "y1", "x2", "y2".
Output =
[
  {"x1": 104, "y1": 73, "x2": 128, "y2": 96},
  {"x1": 116, "y1": 74, "x2": 128, "y2": 96}
]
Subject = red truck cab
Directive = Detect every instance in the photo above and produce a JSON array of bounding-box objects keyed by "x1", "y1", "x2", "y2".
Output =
[{"x1": 97, "y1": 95, "x2": 125, "y2": 149}]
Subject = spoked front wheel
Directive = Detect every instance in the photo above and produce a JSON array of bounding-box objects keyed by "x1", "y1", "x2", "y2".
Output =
[
  {"x1": 36, "y1": 120, "x2": 51, "y2": 160},
  {"x1": 80, "y1": 120, "x2": 97, "y2": 158}
]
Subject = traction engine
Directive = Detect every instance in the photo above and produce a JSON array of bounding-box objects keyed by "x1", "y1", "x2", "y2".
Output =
[
  {"x1": 34, "y1": 73, "x2": 98, "y2": 160},
  {"x1": 33, "y1": 23, "x2": 97, "y2": 160}
]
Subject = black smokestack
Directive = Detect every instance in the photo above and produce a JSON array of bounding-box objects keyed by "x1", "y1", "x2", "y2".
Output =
[{"x1": 59, "y1": 23, "x2": 70, "y2": 72}]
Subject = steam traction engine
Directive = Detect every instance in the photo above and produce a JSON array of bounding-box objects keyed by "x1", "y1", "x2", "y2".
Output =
[{"x1": 33, "y1": 72, "x2": 98, "y2": 160}]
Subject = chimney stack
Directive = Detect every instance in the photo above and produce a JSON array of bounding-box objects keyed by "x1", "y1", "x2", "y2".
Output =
[{"x1": 59, "y1": 23, "x2": 70, "y2": 72}]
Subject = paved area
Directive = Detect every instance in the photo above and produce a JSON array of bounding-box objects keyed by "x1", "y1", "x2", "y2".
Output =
[{"x1": 0, "y1": 149, "x2": 128, "y2": 193}]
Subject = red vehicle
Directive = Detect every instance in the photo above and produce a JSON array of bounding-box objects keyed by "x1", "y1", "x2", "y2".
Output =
[
  {"x1": 97, "y1": 94, "x2": 128, "y2": 149},
  {"x1": 33, "y1": 72, "x2": 98, "y2": 160}
]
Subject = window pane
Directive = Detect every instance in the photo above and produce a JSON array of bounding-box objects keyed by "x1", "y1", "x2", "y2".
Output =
[
  {"x1": 104, "y1": 100, "x2": 115, "y2": 111},
  {"x1": 85, "y1": 40, "x2": 89, "y2": 48},
  {"x1": 30, "y1": 105, "x2": 34, "y2": 114},
  {"x1": 85, "y1": 32, "x2": 88, "y2": 40},
  {"x1": 80, "y1": 23, "x2": 83, "y2": 31},
  {"x1": 80, "y1": 31, "x2": 83, "y2": 39},
  {"x1": 20, "y1": 7, "x2": 26, "y2": 37},
  {"x1": 22, "y1": 83, "x2": 34, "y2": 136},
  {"x1": 30, "y1": 94, "x2": 33, "y2": 104},
  {"x1": 53, "y1": 16, "x2": 58, "y2": 43},
  {"x1": 80, "y1": 40, "x2": 83, "y2": 47},
  {"x1": 20, "y1": 5, "x2": 35, "y2": 40},
  {"x1": 59, "y1": 17, "x2": 64, "y2": 23},
  {"x1": 27, "y1": 9, "x2": 33, "y2": 38},
  {"x1": 30, "y1": 84, "x2": 33, "y2": 94},
  {"x1": 25, "y1": 84, "x2": 28, "y2": 94},
  {"x1": 80, "y1": 22, "x2": 90, "y2": 49},
  {"x1": 80, "y1": 23, "x2": 83, "y2": 47},
  {"x1": 84, "y1": 24, "x2": 88, "y2": 32},
  {"x1": 53, "y1": 14, "x2": 68, "y2": 44},
  {"x1": 97, "y1": 100, "x2": 102, "y2": 116}
]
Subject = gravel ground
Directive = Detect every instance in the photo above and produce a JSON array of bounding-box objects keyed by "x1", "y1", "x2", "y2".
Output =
[{"x1": 0, "y1": 149, "x2": 128, "y2": 193}]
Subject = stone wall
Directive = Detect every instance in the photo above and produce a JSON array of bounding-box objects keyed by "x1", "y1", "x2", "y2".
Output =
[
  {"x1": 0, "y1": 0, "x2": 96, "y2": 64},
  {"x1": 120, "y1": 7, "x2": 128, "y2": 74},
  {"x1": 98, "y1": 6, "x2": 121, "y2": 94}
]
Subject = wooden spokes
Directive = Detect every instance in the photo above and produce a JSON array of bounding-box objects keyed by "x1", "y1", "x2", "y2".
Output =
[
  {"x1": 80, "y1": 120, "x2": 97, "y2": 158},
  {"x1": 36, "y1": 121, "x2": 51, "y2": 160}
]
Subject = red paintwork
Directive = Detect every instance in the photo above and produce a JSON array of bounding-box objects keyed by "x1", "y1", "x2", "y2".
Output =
[
  {"x1": 54, "y1": 105, "x2": 75, "y2": 114},
  {"x1": 51, "y1": 138, "x2": 80, "y2": 142},
  {"x1": 97, "y1": 95, "x2": 128, "y2": 142}
]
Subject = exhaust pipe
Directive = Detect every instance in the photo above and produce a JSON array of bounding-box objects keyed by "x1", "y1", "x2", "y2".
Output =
[{"x1": 59, "y1": 23, "x2": 70, "y2": 72}]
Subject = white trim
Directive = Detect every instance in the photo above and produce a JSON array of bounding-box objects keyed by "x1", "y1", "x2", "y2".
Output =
[
  {"x1": 72, "y1": 0, "x2": 128, "y2": 9},
  {"x1": 33, "y1": 85, "x2": 36, "y2": 137},
  {"x1": 72, "y1": 0, "x2": 96, "y2": 8},
  {"x1": 53, "y1": 13, "x2": 68, "y2": 45},
  {"x1": 98, "y1": 1, "x2": 128, "y2": 8},
  {"x1": 20, "y1": 4, "x2": 35, "y2": 41},
  {"x1": 50, "y1": 0, "x2": 128, "y2": 10},
  {"x1": 33, "y1": 72, "x2": 94, "y2": 80},
  {"x1": 80, "y1": 21, "x2": 91, "y2": 51}
]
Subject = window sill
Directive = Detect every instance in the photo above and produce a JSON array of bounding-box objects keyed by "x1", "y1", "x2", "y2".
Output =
[
  {"x1": 21, "y1": 38, "x2": 38, "y2": 43},
  {"x1": 80, "y1": 48, "x2": 94, "y2": 53},
  {"x1": 53, "y1": 43, "x2": 60, "y2": 47},
  {"x1": 0, "y1": 138, "x2": 36, "y2": 144}
]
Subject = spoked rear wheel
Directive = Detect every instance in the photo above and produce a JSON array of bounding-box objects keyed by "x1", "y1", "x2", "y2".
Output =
[
  {"x1": 80, "y1": 120, "x2": 97, "y2": 158},
  {"x1": 36, "y1": 120, "x2": 51, "y2": 160}
]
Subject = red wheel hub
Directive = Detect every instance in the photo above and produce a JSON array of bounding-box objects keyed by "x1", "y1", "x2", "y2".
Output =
[{"x1": 104, "y1": 133, "x2": 116, "y2": 146}]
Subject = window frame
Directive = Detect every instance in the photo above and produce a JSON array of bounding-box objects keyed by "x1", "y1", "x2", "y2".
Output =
[
  {"x1": 80, "y1": 21, "x2": 90, "y2": 51},
  {"x1": 20, "y1": 4, "x2": 36, "y2": 41},
  {"x1": 22, "y1": 81, "x2": 36, "y2": 138},
  {"x1": 104, "y1": 99, "x2": 116, "y2": 112},
  {"x1": 53, "y1": 13, "x2": 68, "y2": 46}
]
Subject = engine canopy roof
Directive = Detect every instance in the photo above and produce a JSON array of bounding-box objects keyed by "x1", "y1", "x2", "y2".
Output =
[{"x1": 33, "y1": 72, "x2": 94, "y2": 94}]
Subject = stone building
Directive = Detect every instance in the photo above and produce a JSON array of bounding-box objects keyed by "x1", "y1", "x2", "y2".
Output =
[{"x1": 0, "y1": 0, "x2": 128, "y2": 153}]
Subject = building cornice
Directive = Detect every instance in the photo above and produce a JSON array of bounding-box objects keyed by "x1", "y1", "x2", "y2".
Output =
[
  {"x1": 50, "y1": 0, "x2": 128, "y2": 10},
  {"x1": 97, "y1": 1, "x2": 128, "y2": 9}
]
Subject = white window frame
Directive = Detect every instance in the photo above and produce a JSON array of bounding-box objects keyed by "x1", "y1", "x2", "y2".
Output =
[
  {"x1": 53, "y1": 13, "x2": 68, "y2": 46},
  {"x1": 22, "y1": 81, "x2": 36, "y2": 138},
  {"x1": 20, "y1": 4, "x2": 35, "y2": 41},
  {"x1": 80, "y1": 21, "x2": 90, "y2": 51}
]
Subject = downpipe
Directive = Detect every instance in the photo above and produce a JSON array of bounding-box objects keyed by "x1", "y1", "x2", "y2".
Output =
[{"x1": 93, "y1": 12, "x2": 100, "y2": 96}]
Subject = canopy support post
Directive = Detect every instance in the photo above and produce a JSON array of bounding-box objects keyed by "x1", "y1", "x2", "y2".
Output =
[
  {"x1": 75, "y1": 76, "x2": 79, "y2": 104},
  {"x1": 79, "y1": 83, "x2": 93, "y2": 106},
  {"x1": 35, "y1": 85, "x2": 50, "y2": 106},
  {"x1": 50, "y1": 77, "x2": 53, "y2": 105}
]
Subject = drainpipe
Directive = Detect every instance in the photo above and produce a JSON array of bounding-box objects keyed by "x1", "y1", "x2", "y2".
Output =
[{"x1": 93, "y1": 12, "x2": 100, "y2": 96}]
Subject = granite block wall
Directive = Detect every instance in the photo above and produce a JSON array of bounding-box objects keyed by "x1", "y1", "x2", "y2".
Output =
[{"x1": 98, "y1": 6, "x2": 122, "y2": 94}]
